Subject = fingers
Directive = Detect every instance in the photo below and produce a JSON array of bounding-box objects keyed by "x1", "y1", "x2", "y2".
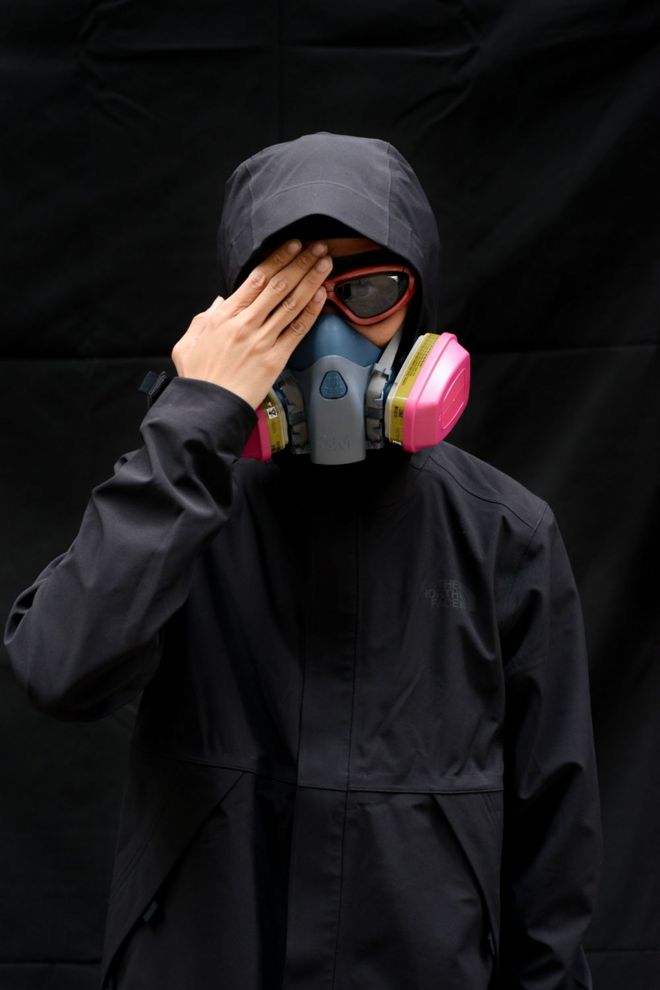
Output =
[
  {"x1": 226, "y1": 240, "x2": 329, "y2": 318},
  {"x1": 273, "y1": 284, "x2": 328, "y2": 364},
  {"x1": 221, "y1": 243, "x2": 297, "y2": 315},
  {"x1": 258, "y1": 251, "x2": 333, "y2": 336}
]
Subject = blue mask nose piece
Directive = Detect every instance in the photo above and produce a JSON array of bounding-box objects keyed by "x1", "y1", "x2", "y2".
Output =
[
  {"x1": 288, "y1": 313, "x2": 382, "y2": 371},
  {"x1": 284, "y1": 313, "x2": 384, "y2": 465}
]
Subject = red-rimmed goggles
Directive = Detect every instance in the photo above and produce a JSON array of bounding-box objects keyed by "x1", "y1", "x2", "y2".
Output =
[{"x1": 321, "y1": 264, "x2": 417, "y2": 326}]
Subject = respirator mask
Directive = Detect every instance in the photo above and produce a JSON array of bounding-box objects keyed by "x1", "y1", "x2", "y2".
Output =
[{"x1": 242, "y1": 261, "x2": 471, "y2": 465}]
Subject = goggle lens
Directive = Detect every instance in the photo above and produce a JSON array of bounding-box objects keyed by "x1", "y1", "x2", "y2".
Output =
[{"x1": 335, "y1": 272, "x2": 410, "y2": 319}]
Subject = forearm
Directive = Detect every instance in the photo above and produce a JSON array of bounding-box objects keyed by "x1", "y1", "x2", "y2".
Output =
[{"x1": 3, "y1": 376, "x2": 256, "y2": 721}]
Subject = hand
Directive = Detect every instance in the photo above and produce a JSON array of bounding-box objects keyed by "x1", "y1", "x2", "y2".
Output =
[{"x1": 171, "y1": 239, "x2": 332, "y2": 409}]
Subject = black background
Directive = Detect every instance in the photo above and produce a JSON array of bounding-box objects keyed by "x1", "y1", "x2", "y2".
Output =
[{"x1": 1, "y1": 1, "x2": 658, "y2": 987}]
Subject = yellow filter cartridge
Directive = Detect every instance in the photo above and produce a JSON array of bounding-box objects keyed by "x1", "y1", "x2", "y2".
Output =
[
  {"x1": 384, "y1": 333, "x2": 440, "y2": 445},
  {"x1": 260, "y1": 390, "x2": 289, "y2": 453}
]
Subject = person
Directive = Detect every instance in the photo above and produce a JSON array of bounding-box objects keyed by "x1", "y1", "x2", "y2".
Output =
[{"x1": 3, "y1": 132, "x2": 601, "y2": 990}]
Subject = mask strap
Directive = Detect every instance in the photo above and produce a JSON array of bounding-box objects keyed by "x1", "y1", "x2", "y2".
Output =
[
  {"x1": 365, "y1": 327, "x2": 404, "y2": 447},
  {"x1": 378, "y1": 327, "x2": 403, "y2": 369}
]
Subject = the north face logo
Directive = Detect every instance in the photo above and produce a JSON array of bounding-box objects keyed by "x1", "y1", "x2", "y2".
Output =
[{"x1": 424, "y1": 580, "x2": 476, "y2": 612}]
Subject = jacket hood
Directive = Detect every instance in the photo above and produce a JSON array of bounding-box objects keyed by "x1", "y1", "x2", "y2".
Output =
[{"x1": 216, "y1": 132, "x2": 441, "y2": 338}]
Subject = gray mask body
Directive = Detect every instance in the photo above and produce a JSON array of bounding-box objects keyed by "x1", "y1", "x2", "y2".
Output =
[{"x1": 284, "y1": 313, "x2": 383, "y2": 465}]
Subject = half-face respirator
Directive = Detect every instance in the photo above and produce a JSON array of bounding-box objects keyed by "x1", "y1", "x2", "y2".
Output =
[{"x1": 242, "y1": 262, "x2": 471, "y2": 465}]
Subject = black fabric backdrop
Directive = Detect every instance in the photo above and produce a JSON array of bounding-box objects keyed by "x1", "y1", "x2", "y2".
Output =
[{"x1": 1, "y1": 1, "x2": 658, "y2": 987}]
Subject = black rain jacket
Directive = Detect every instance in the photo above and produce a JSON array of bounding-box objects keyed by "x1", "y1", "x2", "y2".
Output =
[{"x1": 4, "y1": 132, "x2": 601, "y2": 990}]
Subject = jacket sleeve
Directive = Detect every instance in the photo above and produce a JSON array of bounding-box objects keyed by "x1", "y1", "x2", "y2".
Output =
[
  {"x1": 498, "y1": 503, "x2": 602, "y2": 990},
  {"x1": 2, "y1": 375, "x2": 257, "y2": 723}
]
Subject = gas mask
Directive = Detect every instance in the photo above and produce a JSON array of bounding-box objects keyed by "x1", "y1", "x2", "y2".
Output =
[
  {"x1": 137, "y1": 260, "x2": 470, "y2": 465},
  {"x1": 277, "y1": 311, "x2": 394, "y2": 465},
  {"x1": 242, "y1": 260, "x2": 471, "y2": 465}
]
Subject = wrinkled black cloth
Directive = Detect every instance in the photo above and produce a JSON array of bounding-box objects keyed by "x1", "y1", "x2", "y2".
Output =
[{"x1": 4, "y1": 132, "x2": 601, "y2": 990}]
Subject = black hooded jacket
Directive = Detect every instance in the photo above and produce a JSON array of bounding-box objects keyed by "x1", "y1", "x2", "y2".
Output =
[{"x1": 3, "y1": 132, "x2": 601, "y2": 990}]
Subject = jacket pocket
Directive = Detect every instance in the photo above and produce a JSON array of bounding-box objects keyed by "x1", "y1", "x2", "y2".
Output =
[
  {"x1": 431, "y1": 790, "x2": 503, "y2": 979},
  {"x1": 99, "y1": 746, "x2": 244, "y2": 989}
]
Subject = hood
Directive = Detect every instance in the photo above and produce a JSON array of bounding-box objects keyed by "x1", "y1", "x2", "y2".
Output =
[{"x1": 216, "y1": 132, "x2": 441, "y2": 339}]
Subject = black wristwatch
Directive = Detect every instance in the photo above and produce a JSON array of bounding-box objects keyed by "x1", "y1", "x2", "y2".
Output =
[{"x1": 138, "y1": 370, "x2": 172, "y2": 409}]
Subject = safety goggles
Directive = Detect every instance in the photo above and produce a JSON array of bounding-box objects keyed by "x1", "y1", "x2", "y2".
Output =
[{"x1": 321, "y1": 264, "x2": 417, "y2": 326}]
